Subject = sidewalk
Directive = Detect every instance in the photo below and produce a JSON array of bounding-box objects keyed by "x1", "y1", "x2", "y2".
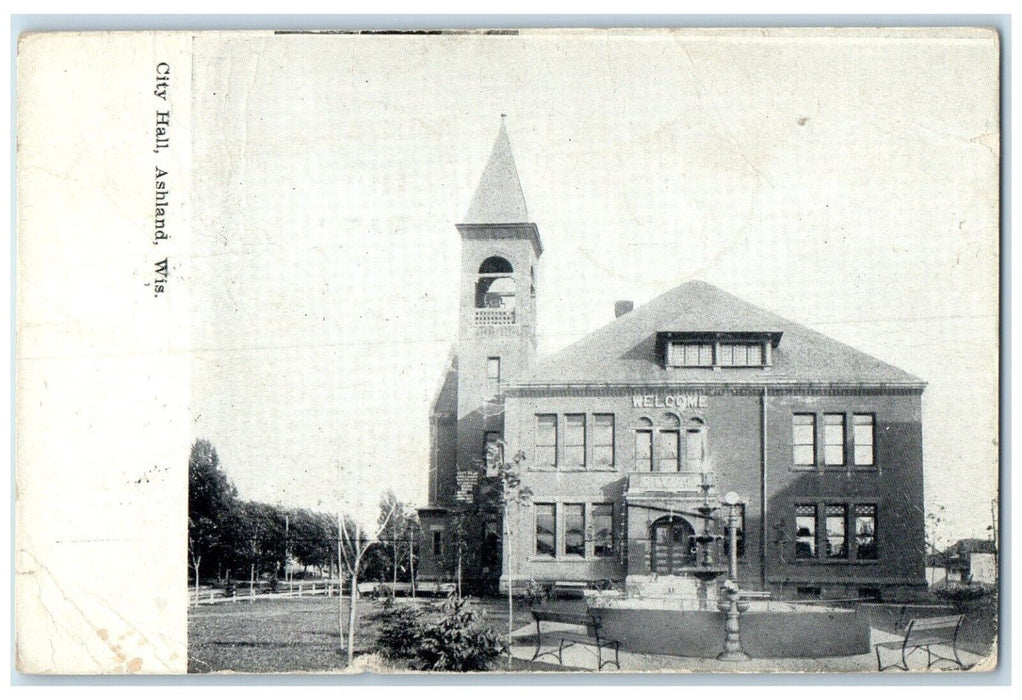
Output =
[{"x1": 510, "y1": 620, "x2": 991, "y2": 673}]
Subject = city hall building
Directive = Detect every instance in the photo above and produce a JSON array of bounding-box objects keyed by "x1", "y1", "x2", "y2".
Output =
[{"x1": 418, "y1": 123, "x2": 927, "y2": 601}]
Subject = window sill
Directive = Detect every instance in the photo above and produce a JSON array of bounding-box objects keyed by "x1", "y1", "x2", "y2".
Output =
[
  {"x1": 527, "y1": 556, "x2": 608, "y2": 563},
  {"x1": 527, "y1": 467, "x2": 618, "y2": 473},
  {"x1": 790, "y1": 466, "x2": 879, "y2": 473},
  {"x1": 790, "y1": 559, "x2": 880, "y2": 565}
]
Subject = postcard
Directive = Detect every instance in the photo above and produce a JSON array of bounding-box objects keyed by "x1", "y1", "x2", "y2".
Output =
[{"x1": 14, "y1": 27, "x2": 1000, "y2": 674}]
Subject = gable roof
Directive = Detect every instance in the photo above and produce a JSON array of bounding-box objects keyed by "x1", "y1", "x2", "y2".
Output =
[
  {"x1": 462, "y1": 120, "x2": 530, "y2": 225},
  {"x1": 515, "y1": 280, "x2": 924, "y2": 387}
]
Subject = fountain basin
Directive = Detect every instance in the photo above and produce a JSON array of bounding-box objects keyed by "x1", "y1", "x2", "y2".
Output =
[{"x1": 589, "y1": 600, "x2": 870, "y2": 658}]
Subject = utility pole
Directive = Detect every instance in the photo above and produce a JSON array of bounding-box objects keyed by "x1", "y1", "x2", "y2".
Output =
[
  {"x1": 284, "y1": 513, "x2": 290, "y2": 591},
  {"x1": 409, "y1": 527, "x2": 416, "y2": 598}
]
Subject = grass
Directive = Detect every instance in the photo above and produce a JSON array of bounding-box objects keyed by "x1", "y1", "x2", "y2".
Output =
[
  {"x1": 189, "y1": 597, "x2": 368, "y2": 673},
  {"x1": 188, "y1": 594, "x2": 537, "y2": 674}
]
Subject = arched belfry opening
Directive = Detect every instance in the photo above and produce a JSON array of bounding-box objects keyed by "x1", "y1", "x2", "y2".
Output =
[{"x1": 475, "y1": 256, "x2": 517, "y2": 310}]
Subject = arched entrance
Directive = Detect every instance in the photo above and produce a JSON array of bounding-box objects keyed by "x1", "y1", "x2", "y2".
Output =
[{"x1": 649, "y1": 516, "x2": 696, "y2": 575}]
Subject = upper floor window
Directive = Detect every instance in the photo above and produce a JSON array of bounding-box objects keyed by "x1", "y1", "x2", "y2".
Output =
[
  {"x1": 824, "y1": 414, "x2": 845, "y2": 466},
  {"x1": 564, "y1": 414, "x2": 586, "y2": 468},
  {"x1": 684, "y1": 417, "x2": 706, "y2": 468},
  {"x1": 793, "y1": 414, "x2": 816, "y2": 467},
  {"x1": 593, "y1": 414, "x2": 615, "y2": 468},
  {"x1": 658, "y1": 413, "x2": 681, "y2": 472},
  {"x1": 535, "y1": 414, "x2": 557, "y2": 468},
  {"x1": 853, "y1": 414, "x2": 875, "y2": 466},
  {"x1": 635, "y1": 417, "x2": 653, "y2": 472}
]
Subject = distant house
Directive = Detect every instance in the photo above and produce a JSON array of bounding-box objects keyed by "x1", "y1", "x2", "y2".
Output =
[{"x1": 927, "y1": 538, "x2": 997, "y2": 585}]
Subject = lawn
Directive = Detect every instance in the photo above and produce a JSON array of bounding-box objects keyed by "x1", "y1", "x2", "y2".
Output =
[{"x1": 188, "y1": 594, "x2": 537, "y2": 674}]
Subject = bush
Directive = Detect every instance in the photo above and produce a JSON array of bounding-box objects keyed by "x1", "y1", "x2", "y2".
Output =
[
  {"x1": 414, "y1": 597, "x2": 506, "y2": 672},
  {"x1": 933, "y1": 581, "x2": 996, "y2": 610},
  {"x1": 374, "y1": 603, "x2": 427, "y2": 660}
]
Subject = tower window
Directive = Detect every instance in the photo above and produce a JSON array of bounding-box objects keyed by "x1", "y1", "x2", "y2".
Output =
[
  {"x1": 486, "y1": 357, "x2": 501, "y2": 395},
  {"x1": 475, "y1": 257, "x2": 517, "y2": 322}
]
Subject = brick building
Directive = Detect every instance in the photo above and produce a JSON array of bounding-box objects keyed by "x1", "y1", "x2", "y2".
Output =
[{"x1": 417, "y1": 123, "x2": 927, "y2": 601}]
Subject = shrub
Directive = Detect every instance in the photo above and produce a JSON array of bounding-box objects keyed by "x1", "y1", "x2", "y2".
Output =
[
  {"x1": 933, "y1": 581, "x2": 995, "y2": 610},
  {"x1": 414, "y1": 597, "x2": 505, "y2": 671},
  {"x1": 374, "y1": 603, "x2": 427, "y2": 660}
]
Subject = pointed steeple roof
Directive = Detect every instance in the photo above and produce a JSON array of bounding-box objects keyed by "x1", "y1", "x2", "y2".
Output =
[{"x1": 463, "y1": 118, "x2": 530, "y2": 224}]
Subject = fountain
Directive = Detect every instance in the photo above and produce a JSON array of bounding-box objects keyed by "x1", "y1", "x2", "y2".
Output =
[
  {"x1": 686, "y1": 470, "x2": 728, "y2": 608},
  {"x1": 583, "y1": 478, "x2": 871, "y2": 659}
]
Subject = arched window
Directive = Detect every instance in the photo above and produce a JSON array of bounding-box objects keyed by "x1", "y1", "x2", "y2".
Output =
[
  {"x1": 634, "y1": 417, "x2": 653, "y2": 472},
  {"x1": 684, "y1": 417, "x2": 706, "y2": 468},
  {"x1": 475, "y1": 256, "x2": 517, "y2": 313},
  {"x1": 659, "y1": 414, "x2": 681, "y2": 472}
]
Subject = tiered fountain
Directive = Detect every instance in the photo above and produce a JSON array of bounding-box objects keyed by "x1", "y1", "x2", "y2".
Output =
[{"x1": 686, "y1": 470, "x2": 728, "y2": 608}]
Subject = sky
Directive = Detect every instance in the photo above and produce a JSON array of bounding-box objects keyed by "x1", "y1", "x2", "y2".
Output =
[{"x1": 189, "y1": 29, "x2": 999, "y2": 547}]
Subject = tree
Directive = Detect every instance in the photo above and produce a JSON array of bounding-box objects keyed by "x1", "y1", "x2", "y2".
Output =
[
  {"x1": 484, "y1": 439, "x2": 531, "y2": 670},
  {"x1": 188, "y1": 439, "x2": 237, "y2": 597},
  {"x1": 337, "y1": 500, "x2": 399, "y2": 666}
]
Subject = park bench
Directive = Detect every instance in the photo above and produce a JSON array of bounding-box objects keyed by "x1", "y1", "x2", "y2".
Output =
[
  {"x1": 874, "y1": 614, "x2": 966, "y2": 671},
  {"x1": 530, "y1": 607, "x2": 620, "y2": 671},
  {"x1": 551, "y1": 581, "x2": 588, "y2": 599}
]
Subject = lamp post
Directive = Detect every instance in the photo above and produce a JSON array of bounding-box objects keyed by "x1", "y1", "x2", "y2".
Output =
[{"x1": 717, "y1": 491, "x2": 750, "y2": 662}]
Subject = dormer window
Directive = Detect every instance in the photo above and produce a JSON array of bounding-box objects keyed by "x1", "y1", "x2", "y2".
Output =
[
  {"x1": 668, "y1": 343, "x2": 714, "y2": 367},
  {"x1": 717, "y1": 343, "x2": 763, "y2": 367},
  {"x1": 657, "y1": 331, "x2": 781, "y2": 369}
]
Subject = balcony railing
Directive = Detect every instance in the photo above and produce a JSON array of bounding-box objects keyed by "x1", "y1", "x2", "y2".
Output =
[
  {"x1": 627, "y1": 471, "x2": 706, "y2": 494},
  {"x1": 474, "y1": 308, "x2": 516, "y2": 326}
]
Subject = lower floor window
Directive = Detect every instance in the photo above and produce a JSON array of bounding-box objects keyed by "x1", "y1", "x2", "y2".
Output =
[
  {"x1": 593, "y1": 504, "x2": 614, "y2": 557},
  {"x1": 855, "y1": 505, "x2": 878, "y2": 560},
  {"x1": 795, "y1": 502, "x2": 879, "y2": 562},
  {"x1": 535, "y1": 504, "x2": 556, "y2": 557},
  {"x1": 564, "y1": 504, "x2": 586, "y2": 556},
  {"x1": 795, "y1": 504, "x2": 817, "y2": 559}
]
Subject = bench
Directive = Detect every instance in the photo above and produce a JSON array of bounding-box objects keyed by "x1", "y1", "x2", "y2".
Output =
[
  {"x1": 551, "y1": 581, "x2": 588, "y2": 599},
  {"x1": 874, "y1": 614, "x2": 966, "y2": 671},
  {"x1": 530, "y1": 607, "x2": 620, "y2": 671}
]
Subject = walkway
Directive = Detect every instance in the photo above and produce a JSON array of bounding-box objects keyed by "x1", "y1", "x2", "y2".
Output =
[{"x1": 510, "y1": 619, "x2": 992, "y2": 673}]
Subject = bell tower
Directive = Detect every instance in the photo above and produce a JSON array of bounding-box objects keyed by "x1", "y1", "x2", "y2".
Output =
[{"x1": 454, "y1": 118, "x2": 542, "y2": 472}]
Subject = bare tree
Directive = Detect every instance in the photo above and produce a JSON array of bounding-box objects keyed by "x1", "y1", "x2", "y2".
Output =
[
  {"x1": 486, "y1": 439, "x2": 531, "y2": 670},
  {"x1": 336, "y1": 498, "x2": 399, "y2": 666}
]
